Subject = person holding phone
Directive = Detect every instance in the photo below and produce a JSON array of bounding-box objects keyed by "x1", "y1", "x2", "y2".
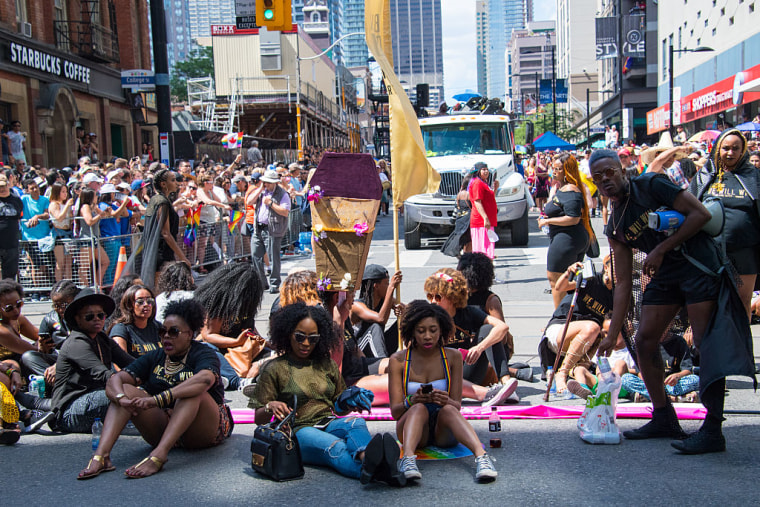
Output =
[
  {"x1": 388, "y1": 300, "x2": 498, "y2": 482},
  {"x1": 0, "y1": 280, "x2": 50, "y2": 376}
]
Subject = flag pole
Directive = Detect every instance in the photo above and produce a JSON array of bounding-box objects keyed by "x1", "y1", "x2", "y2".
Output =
[{"x1": 392, "y1": 189, "x2": 402, "y2": 352}]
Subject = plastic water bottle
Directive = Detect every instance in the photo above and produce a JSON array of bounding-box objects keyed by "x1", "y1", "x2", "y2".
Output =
[
  {"x1": 540, "y1": 214, "x2": 550, "y2": 235},
  {"x1": 91, "y1": 418, "x2": 103, "y2": 451},
  {"x1": 598, "y1": 356, "x2": 614, "y2": 384},
  {"x1": 547, "y1": 366, "x2": 556, "y2": 395},
  {"x1": 28, "y1": 375, "x2": 45, "y2": 398},
  {"x1": 488, "y1": 407, "x2": 502, "y2": 432}
]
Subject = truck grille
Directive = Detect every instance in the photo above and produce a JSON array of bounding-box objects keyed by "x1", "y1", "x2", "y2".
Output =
[{"x1": 438, "y1": 172, "x2": 463, "y2": 196}]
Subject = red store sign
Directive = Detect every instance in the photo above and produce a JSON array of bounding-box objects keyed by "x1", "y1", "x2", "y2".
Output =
[
  {"x1": 210, "y1": 24, "x2": 297, "y2": 36},
  {"x1": 647, "y1": 62, "x2": 760, "y2": 135}
]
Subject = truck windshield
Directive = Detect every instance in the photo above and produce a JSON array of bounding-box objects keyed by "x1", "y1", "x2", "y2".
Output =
[{"x1": 422, "y1": 123, "x2": 511, "y2": 157}]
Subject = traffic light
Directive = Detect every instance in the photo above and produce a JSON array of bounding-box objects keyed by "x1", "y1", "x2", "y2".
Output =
[{"x1": 257, "y1": 0, "x2": 292, "y2": 32}]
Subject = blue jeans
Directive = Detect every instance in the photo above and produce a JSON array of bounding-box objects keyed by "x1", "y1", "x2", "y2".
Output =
[
  {"x1": 59, "y1": 390, "x2": 109, "y2": 433},
  {"x1": 296, "y1": 417, "x2": 372, "y2": 479},
  {"x1": 621, "y1": 373, "x2": 700, "y2": 399}
]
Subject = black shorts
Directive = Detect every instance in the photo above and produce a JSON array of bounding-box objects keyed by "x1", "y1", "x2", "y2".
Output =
[
  {"x1": 423, "y1": 402, "x2": 442, "y2": 447},
  {"x1": 26, "y1": 243, "x2": 54, "y2": 268},
  {"x1": 727, "y1": 246, "x2": 760, "y2": 276},
  {"x1": 642, "y1": 257, "x2": 719, "y2": 306}
]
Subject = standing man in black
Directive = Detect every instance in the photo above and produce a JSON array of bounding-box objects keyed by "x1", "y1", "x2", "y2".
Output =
[
  {"x1": 249, "y1": 169, "x2": 290, "y2": 293},
  {"x1": 592, "y1": 149, "x2": 747, "y2": 455},
  {"x1": 0, "y1": 173, "x2": 23, "y2": 280}
]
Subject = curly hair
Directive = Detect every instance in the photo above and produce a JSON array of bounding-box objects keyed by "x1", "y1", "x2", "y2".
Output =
[
  {"x1": 268, "y1": 303, "x2": 337, "y2": 360},
  {"x1": 0, "y1": 279, "x2": 23, "y2": 300},
  {"x1": 457, "y1": 253, "x2": 494, "y2": 292},
  {"x1": 280, "y1": 270, "x2": 320, "y2": 306},
  {"x1": 156, "y1": 261, "x2": 196, "y2": 294},
  {"x1": 399, "y1": 300, "x2": 454, "y2": 348},
  {"x1": 423, "y1": 268, "x2": 468, "y2": 309},
  {"x1": 113, "y1": 285, "x2": 156, "y2": 327},
  {"x1": 163, "y1": 299, "x2": 206, "y2": 335},
  {"x1": 194, "y1": 263, "x2": 263, "y2": 336}
]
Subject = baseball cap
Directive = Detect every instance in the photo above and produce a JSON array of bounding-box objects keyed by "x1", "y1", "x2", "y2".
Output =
[
  {"x1": 250, "y1": 171, "x2": 262, "y2": 181},
  {"x1": 83, "y1": 173, "x2": 104, "y2": 185},
  {"x1": 100, "y1": 183, "x2": 117, "y2": 194},
  {"x1": 116, "y1": 182, "x2": 131, "y2": 192},
  {"x1": 107, "y1": 169, "x2": 122, "y2": 181},
  {"x1": 0, "y1": 174, "x2": 7, "y2": 187},
  {"x1": 231, "y1": 174, "x2": 247, "y2": 185},
  {"x1": 362, "y1": 264, "x2": 389, "y2": 281},
  {"x1": 131, "y1": 179, "x2": 145, "y2": 191}
]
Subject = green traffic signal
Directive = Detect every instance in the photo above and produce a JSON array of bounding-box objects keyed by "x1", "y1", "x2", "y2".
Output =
[{"x1": 264, "y1": 9, "x2": 274, "y2": 20}]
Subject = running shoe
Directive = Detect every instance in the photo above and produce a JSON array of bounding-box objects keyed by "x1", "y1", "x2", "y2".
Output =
[
  {"x1": 474, "y1": 454, "x2": 498, "y2": 481},
  {"x1": 21, "y1": 410, "x2": 56, "y2": 434},
  {"x1": 567, "y1": 380, "x2": 592, "y2": 400},
  {"x1": 481, "y1": 378, "x2": 518, "y2": 407},
  {"x1": 398, "y1": 455, "x2": 421, "y2": 480}
]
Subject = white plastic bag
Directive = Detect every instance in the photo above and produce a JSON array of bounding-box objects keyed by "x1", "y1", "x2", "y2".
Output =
[{"x1": 577, "y1": 358, "x2": 622, "y2": 444}]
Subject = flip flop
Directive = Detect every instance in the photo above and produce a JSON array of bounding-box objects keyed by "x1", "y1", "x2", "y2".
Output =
[
  {"x1": 125, "y1": 455, "x2": 166, "y2": 479},
  {"x1": 77, "y1": 455, "x2": 116, "y2": 480}
]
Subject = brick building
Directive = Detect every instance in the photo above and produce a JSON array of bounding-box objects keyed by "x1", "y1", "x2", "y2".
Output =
[{"x1": 0, "y1": 0, "x2": 156, "y2": 168}]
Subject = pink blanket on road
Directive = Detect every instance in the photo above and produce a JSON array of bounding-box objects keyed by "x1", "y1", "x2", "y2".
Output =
[{"x1": 230, "y1": 404, "x2": 706, "y2": 424}]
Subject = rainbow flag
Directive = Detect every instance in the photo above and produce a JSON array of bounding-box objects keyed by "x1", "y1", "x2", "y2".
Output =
[
  {"x1": 228, "y1": 209, "x2": 244, "y2": 232},
  {"x1": 183, "y1": 205, "x2": 202, "y2": 246},
  {"x1": 222, "y1": 132, "x2": 243, "y2": 149}
]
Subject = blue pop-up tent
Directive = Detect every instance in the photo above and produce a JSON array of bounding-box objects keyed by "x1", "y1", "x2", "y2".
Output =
[{"x1": 532, "y1": 131, "x2": 576, "y2": 151}]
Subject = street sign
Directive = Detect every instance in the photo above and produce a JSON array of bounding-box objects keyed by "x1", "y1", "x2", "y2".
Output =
[
  {"x1": 159, "y1": 132, "x2": 170, "y2": 167},
  {"x1": 121, "y1": 69, "x2": 155, "y2": 89},
  {"x1": 235, "y1": 0, "x2": 256, "y2": 17},
  {"x1": 236, "y1": 15, "x2": 258, "y2": 29}
]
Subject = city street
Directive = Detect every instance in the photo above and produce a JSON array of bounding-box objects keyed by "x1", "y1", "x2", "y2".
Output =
[{"x1": 6, "y1": 211, "x2": 760, "y2": 506}]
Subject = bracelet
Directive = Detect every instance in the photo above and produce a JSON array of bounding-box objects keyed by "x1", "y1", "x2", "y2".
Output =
[
  {"x1": 152, "y1": 389, "x2": 174, "y2": 408},
  {"x1": 265, "y1": 402, "x2": 273, "y2": 413},
  {"x1": 403, "y1": 395, "x2": 412, "y2": 410},
  {"x1": 5, "y1": 368, "x2": 18, "y2": 378}
]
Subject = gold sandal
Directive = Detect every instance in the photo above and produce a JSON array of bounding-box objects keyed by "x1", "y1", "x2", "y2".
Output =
[
  {"x1": 125, "y1": 456, "x2": 166, "y2": 479},
  {"x1": 77, "y1": 455, "x2": 116, "y2": 480}
]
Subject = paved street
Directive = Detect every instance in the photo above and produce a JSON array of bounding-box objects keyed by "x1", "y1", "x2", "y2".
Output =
[{"x1": 6, "y1": 211, "x2": 760, "y2": 506}]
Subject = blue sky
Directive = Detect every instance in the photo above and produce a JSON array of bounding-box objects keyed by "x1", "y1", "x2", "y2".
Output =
[{"x1": 441, "y1": 0, "x2": 557, "y2": 103}]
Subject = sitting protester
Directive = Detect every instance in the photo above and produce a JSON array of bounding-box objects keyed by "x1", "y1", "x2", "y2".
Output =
[
  {"x1": 77, "y1": 299, "x2": 233, "y2": 480},
  {"x1": 109, "y1": 285, "x2": 161, "y2": 358},
  {"x1": 1, "y1": 359, "x2": 22, "y2": 444},
  {"x1": 349, "y1": 265, "x2": 403, "y2": 358},
  {"x1": 154, "y1": 261, "x2": 195, "y2": 322},
  {"x1": 250, "y1": 303, "x2": 404, "y2": 485},
  {"x1": 51, "y1": 289, "x2": 134, "y2": 433},
  {"x1": 388, "y1": 300, "x2": 498, "y2": 482},
  {"x1": 0, "y1": 279, "x2": 52, "y2": 377}
]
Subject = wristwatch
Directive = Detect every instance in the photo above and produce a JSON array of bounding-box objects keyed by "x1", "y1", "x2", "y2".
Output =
[{"x1": 265, "y1": 402, "x2": 273, "y2": 413}]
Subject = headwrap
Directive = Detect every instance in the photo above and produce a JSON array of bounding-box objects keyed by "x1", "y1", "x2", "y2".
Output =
[{"x1": 709, "y1": 129, "x2": 748, "y2": 192}]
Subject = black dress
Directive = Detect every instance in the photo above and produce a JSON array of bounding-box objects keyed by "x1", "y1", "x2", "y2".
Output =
[
  {"x1": 441, "y1": 196, "x2": 471, "y2": 257},
  {"x1": 544, "y1": 189, "x2": 589, "y2": 273},
  {"x1": 124, "y1": 193, "x2": 179, "y2": 289}
]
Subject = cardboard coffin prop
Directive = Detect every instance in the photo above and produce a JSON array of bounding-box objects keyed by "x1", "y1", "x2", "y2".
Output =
[{"x1": 309, "y1": 153, "x2": 382, "y2": 291}]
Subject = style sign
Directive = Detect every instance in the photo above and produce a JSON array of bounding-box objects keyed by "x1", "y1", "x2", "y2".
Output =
[
  {"x1": 595, "y1": 17, "x2": 618, "y2": 60},
  {"x1": 622, "y1": 15, "x2": 645, "y2": 58}
]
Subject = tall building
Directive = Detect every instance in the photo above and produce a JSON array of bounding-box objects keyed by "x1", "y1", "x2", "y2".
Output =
[
  {"x1": 486, "y1": 0, "x2": 533, "y2": 101},
  {"x1": 165, "y1": 0, "x2": 193, "y2": 69},
  {"x1": 342, "y1": 0, "x2": 368, "y2": 68},
  {"x1": 476, "y1": 0, "x2": 488, "y2": 96},
  {"x1": 509, "y1": 22, "x2": 555, "y2": 114},
  {"x1": 187, "y1": 0, "x2": 235, "y2": 39},
  {"x1": 390, "y1": 0, "x2": 444, "y2": 106}
]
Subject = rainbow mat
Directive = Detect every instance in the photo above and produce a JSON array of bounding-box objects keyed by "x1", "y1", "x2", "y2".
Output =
[
  {"x1": 402, "y1": 443, "x2": 476, "y2": 461},
  {"x1": 230, "y1": 404, "x2": 706, "y2": 425}
]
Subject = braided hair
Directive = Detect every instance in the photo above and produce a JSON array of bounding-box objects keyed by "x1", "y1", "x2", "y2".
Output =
[
  {"x1": 153, "y1": 168, "x2": 173, "y2": 196},
  {"x1": 194, "y1": 263, "x2": 263, "y2": 336}
]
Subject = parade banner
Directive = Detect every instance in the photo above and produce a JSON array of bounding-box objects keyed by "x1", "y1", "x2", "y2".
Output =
[
  {"x1": 622, "y1": 14, "x2": 646, "y2": 58},
  {"x1": 595, "y1": 17, "x2": 618, "y2": 60},
  {"x1": 365, "y1": 0, "x2": 440, "y2": 205},
  {"x1": 555, "y1": 79, "x2": 568, "y2": 103},
  {"x1": 539, "y1": 79, "x2": 553, "y2": 104}
]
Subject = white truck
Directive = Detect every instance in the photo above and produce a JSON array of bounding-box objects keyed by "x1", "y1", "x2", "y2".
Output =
[{"x1": 403, "y1": 113, "x2": 530, "y2": 249}]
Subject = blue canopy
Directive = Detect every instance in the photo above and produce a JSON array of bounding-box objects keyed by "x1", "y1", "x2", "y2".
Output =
[{"x1": 532, "y1": 131, "x2": 576, "y2": 151}]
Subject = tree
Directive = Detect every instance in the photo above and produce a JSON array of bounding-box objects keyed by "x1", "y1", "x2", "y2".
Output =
[
  {"x1": 170, "y1": 46, "x2": 214, "y2": 103},
  {"x1": 512, "y1": 105, "x2": 579, "y2": 146}
]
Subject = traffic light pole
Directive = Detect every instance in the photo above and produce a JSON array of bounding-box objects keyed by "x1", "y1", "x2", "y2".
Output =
[{"x1": 149, "y1": 0, "x2": 173, "y2": 167}]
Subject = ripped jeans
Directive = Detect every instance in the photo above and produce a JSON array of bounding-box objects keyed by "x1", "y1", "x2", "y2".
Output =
[{"x1": 296, "y1": 417, "x2": 372, "y2": 479}]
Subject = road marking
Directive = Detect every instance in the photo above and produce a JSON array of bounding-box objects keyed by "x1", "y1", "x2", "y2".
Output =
[
  {"x1": 524, "y1": 246, "x2": 548, "y2": 266},
  {"x1": 385, "y1": 250, "x2": 432, "y2": 269}
]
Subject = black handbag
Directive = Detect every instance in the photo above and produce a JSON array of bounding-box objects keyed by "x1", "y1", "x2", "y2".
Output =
[{"x1": 250, "y1": 395, "x2": 304, "y2": 481}]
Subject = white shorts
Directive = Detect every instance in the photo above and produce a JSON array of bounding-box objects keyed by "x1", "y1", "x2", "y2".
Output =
[{"x1": 544, "y1": 323, "x2": 565, "y2": 353}]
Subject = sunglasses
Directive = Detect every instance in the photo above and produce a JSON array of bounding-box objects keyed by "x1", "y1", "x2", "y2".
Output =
[
  {"x1": 426, "y1": 293, "x2": 443, "y2": 303},
  {"x1": 83, "y1": 312, "x2": 106, "y2": 322},
  {"x1": 135, "y1": 297, "x2": 155, "y2": 307},
  {"x1": 158, "y1": 326, "x2": 191, "y2": 339},
  {"x1": 52, "y1": 301, "x2": 69, "y2": 311},
  {"x1": 188, "y1": 186, "x2": 198, "y2": 190},
  {"x1": 1, "y1": 299, "x2": 24, "y2": 313},
  {"x1": 591, "y1": 168, "x2": 618, "y2": 183},
  {"x1": 293, "y1": 331, "x2": 320, "y2": 344}
]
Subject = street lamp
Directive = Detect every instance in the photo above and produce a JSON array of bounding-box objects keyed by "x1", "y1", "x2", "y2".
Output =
[
  {"x1": 295, "y1": 31, "x2": 365, "y2": 160},
  {"x1": 586, "y1": 88, "x2": 614, "y2": 148},
  {"x1": 669, "y1": 44, "x2": 714, "y2": 135}
]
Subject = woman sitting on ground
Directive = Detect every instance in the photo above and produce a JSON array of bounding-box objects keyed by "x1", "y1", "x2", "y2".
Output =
[
  {"x1": 388, "y1": 300, "x2": 497, "y2": 482},
  {"x1": 251, "y1": 303, "x2": 404, "y2": 485},
  {"x1": 424, "y1": 269, "x2": 516, "y2": 405},
  {"x1": 109, "y1": 285, "x2": 161, "y2": 358},
  {"x1": 154, "y1": 261, "x2": 195, "y2": 322},
  {"x1": 104, "y1": 274, "x2": 142, "y2": 331},
  {"x1": 349, "y1": 265, "x2": 403, "y2": 358},
  {"x1": 0, "y1": 280, "x2": 52, "y2": 376},
  {"x1": 77, "y1": 299, "x2": 233, "y2": 479},
  {"x1": 1, "y1": 359, "x2": 23, "y2": 444},
  {"x1": 457, "y1": 253, "x2": 531, "y2": 382}
]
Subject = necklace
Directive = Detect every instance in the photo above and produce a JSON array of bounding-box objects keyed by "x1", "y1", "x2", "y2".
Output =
[
  {"x1": 611, "y1": 195, "x2": 630, "y2": 236},
  {"x1": 164, "y1": 351, "x2": 189, "y2": 375}
]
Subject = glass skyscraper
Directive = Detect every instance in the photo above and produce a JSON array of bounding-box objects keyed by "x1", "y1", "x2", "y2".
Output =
[
  {"x1": 486, "y1": 0, "x2": 532, "y2": 101},
  {"x1": 187, "y1": 0, "x2": 235, "y2": 39},
  {"x1": 342, "y1": 0, "x2": 368, "y2": 68}
]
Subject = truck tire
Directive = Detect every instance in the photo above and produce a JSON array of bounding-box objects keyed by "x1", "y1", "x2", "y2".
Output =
[
  {"x1": 510, "y1": 207, "x2": 529, "y2": 246},
  {"x1": 404, "y1": 211, "x2": 421, "y2": 250}
]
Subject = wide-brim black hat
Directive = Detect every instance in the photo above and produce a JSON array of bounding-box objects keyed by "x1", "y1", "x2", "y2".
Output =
[{"x1": 63, "y1": 288, "x2": 116, "y2": 328}]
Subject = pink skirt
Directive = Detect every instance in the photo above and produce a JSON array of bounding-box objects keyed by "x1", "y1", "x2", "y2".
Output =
[{"x1": 471, "y1": 227, "x2": 495, "y2": 259}]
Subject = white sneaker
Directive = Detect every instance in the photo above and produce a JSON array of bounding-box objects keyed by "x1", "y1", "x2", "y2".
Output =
[
  {"x1": 398, "y1": 455, "x2": 421, "y2": 480},
  {"x1": 481, "y1": 378, "x2": 518, "y2": 407},
  {"x1": 475, "y1": 454, "x2": 498, "y2": 481}
]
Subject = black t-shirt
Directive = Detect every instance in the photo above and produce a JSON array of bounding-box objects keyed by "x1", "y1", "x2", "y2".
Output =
[
  {"x1": 0, "y1": 193, "x2": 23, "y2": 248},
  {"x1": 341, "y1": 321, "x2": 365, "y2": 383},
  {"x1": 544, "y1": 189, "x2": 585, "y2": 237},
  {"x1": 124, "y1": 340, "x2": 224, "y2": 405},
  {"x1": 705, "y1": 171, "x2": 760, "y2": 250},
  {"x1": 548, "y1": 274, "x2": 613, "y2": 327},
  {"x1": 605, "y1": 173, "x2": 720, "y2": 271},
  {"x1": 109, "y1": 320, "x2": 162, "y2": 358},
  {"x1": 661, "y1": 335, "x2": 693, "y2": 375},
  {"x1": 449, "y1": 306, "x2": 488, "y2": 349}
]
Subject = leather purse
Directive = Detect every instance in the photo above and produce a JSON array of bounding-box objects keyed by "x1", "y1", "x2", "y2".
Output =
[{"x1": 250, "y1": 395, "x2": 304, "y2": 481}]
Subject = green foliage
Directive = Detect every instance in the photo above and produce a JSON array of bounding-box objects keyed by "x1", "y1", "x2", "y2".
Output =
[
  {"x1": 170, "y1": 46, "x2": 214, "y2": 103},
  {"x1": 513, "y1": 105, "x2": 580, "y2": 146}
]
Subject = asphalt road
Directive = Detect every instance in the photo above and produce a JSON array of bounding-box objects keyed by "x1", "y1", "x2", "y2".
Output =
[{"x1": 6, "y1": 211, "x2": 759, "y2": 506}]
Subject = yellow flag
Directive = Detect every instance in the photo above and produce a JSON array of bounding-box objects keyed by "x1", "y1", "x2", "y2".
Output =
[{"x1": 365, "y1": 0, "x2": 440, "y2": 207}]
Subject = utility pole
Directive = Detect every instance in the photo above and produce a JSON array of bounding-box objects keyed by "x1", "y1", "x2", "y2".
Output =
[
  {"x1": 149, "y1": 0, "x2": 173, "y2": 167},
  {"x1": 551, "y1": 44, "x2": 556, "y2": 133}
]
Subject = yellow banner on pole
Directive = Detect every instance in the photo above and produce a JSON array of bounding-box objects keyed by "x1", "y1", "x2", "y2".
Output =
[{"x1": 365, "y1": 0, "x2": 440, "y2": 207}]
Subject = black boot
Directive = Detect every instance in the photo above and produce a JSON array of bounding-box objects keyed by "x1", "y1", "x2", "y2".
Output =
[
  {"x1": 360, "y1": 433, "x2": 384, "y2": 485},
  {"x1": 377, "y1": 433, "x2": 406, "y2": 487},
  {"x1": 672, "y1": 379, "x2": 726, "y2": 454},
  {"x1": 623, "y1": 404, "x2": 687, "y2": 440},
  {"x1": 15, "y1": 392, "x2": 52, "y2": 412}
]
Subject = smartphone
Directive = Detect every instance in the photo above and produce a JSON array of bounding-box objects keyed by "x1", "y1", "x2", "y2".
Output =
[
  {"x1": 39, "y1": 332, "x2": 52, "y2": 342},
  {"x1": 313, "y1": 417, "x2": 335, "y2": 430},
  {"x1": 420, "y1": 383, "x2": 433, "y2": 394}
]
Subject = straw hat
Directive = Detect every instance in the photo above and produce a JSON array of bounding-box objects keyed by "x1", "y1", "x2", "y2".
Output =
[{"x1": 639, "y1": 131, "x2": 690, "y2": 166}]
